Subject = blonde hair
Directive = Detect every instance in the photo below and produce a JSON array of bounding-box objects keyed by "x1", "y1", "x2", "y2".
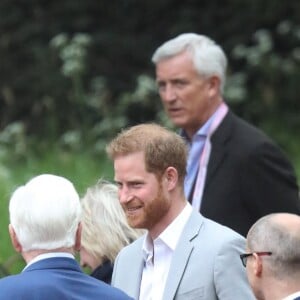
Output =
[{"x1": 81, "y1": 179, "x2": 143, "y2": 264}]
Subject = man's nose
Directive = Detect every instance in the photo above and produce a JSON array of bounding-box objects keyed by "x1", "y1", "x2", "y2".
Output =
[
  {"x1": 161, "y1": 85, "x2": 176, "y2": 102},
  {"x1": 119, "y1": 187, "x2": 133, "y2": 204}
]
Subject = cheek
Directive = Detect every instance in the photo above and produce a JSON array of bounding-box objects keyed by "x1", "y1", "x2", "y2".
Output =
[
  {"x1": 181, "y1": 89, "x2": 200, "y2": 107},
  {"x1": 246, "y1": 266, "x2": 255, "y2": 288},
  {"x1": 159, "y1": 90, "x2": 165, "y2": 99},
  {"x1": 138, "y1": 189, "x2": 154, "y2": 202},
  {"x1": 159, "y1": 88, "x2": 171, "y2": 103},
  {"x1": 117, "y1": 189, "x2": 123, "y2": 202}
]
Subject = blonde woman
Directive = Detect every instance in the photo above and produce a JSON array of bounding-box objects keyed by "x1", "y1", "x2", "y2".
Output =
[{"x1": 80, "y1": 179, "x2": 144, "y2": 284}]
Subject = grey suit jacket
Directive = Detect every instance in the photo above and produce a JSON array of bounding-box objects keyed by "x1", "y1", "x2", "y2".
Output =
[{"x1": 112, "y1": 210, "x2": 255, "y2": 300}]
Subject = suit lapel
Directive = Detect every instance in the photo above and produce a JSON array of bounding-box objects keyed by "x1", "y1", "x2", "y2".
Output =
[
  {"x1": 125, "y1": 238, "x2": 145, "y2": 298},
  {"x1": 131, "y1": 252, "x2": 144, "y2": 298},
  {"x1": 204, "y1": 111, "x2": 233, "y2": 190},
  {"x1": 162, "y1": 211, "x2": 204, "y2": 299}
]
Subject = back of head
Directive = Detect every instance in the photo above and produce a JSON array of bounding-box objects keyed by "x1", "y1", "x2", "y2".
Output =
[
  {"x1": 9, "y1": 174, "x2": 81, "y2": 252},
  {"x1": 106, "y1": 123, "x2": 187, "y2": 184},
  {"x1": 247, "y1": 213, "x2": 300, "y2": 279},
  {"x1": 152, "y1": 33, "x2": 227, "y2": 92},
  {"x1": 81, "y1": 179, "x2": 143, "y2": 264}
]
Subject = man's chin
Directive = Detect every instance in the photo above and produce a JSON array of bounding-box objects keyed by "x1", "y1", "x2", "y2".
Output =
[
  {"x1": 167, "y1": 115, "x2": 187, "y2": 128},
  {"x1": 127, "y1": 216, "x2": 144, "y2": 229}
]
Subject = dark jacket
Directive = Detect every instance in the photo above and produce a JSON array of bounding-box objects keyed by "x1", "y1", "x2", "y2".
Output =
[
  {"x1": 195, "y1": 110, "x2": 300, "y2": 236},
  {"x1": 0, "y1": 257, "x2": 132, "y2": 299},
  {"x1": 91, "y1": 260, "x2": 113, "y2": 284}
]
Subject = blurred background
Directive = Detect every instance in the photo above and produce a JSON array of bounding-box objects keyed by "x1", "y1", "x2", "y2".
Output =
[{"x1": 0, "y1": 0, "x2": 299, "y2": 275}]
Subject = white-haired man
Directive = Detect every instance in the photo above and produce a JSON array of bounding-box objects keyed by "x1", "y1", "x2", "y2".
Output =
[{"x1": 0, "y1": 174, "x2": 132, "y2": 300}]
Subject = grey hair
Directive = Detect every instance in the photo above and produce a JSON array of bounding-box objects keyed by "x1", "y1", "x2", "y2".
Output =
[
  {"x1": 247, "y1": 213, "x2": 300, "y2": 279},
  {"x1": 9, "y1": 174, "x2": 81, "y2": 252},
  {"x1": 152, "y1": 33, "x2": 227, "y2": 92}
]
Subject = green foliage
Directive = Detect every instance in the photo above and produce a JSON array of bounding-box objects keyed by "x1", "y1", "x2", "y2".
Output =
[
  {"x1": 1, "y1": 1, "x2": 299, "y2": 144},
  {"x1": 49, "y1": 31, "x2": 166, "y2": 152},
  {"x1": 228, "y1": 20, "x2": 300, "y2": 125},
  {"x1": 224, "y1": 19, "x2": 300, "y2": 152},
  {"x1": 0, "y1": 138, "x2": 114, "y2": 276}
]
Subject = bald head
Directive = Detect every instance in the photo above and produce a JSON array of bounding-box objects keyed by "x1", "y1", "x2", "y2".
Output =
[
  {"x1": 247, "y1": 213, "x2": 300, "y2": 279},
  {"x1": 270, "y1": 213, "x2": 300, "y2": 233}
]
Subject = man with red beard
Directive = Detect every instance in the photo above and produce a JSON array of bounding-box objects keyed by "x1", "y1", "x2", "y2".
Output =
[{"x1": 106, "y1": 123, "x2": 255, "y2": 300}]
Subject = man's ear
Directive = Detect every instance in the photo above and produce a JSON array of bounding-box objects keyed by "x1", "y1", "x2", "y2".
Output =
[
  {"x1": 9, "y1": 224, "x2": 22, "y2": 253},
  {"x1": 253, "y1": 253, "x2": 263, "y2": 277},
  {"x1": 74, "y1": 222, "x2": 82, "y2": 252},
  {"x1": 207, "y1": 75, "x2": 221, "y2": 98},
  {"x1": 164, "y1": 167, "x2": 178, "y2": 191}
]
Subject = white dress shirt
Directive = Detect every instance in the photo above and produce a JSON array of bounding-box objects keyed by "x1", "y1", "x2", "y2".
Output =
[
  {"x1": 139, "y1": 203, "x2": 193, "y2": 300},
  {"x1": 23, "y1": 252, "x2": 74, "y2": 271},
  {"x1": 282, "y1": 291, "x2": 300, "y2": 300}
]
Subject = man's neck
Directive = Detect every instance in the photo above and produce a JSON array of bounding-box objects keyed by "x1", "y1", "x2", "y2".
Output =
[
  {"x1": 262, "y1": 278, "x2": 300, "y2": 300},
  {"x1": 23, "y1": 247, "x2": 74, "y2": 264},
  {"x1": 149, "y1": 199, "x2": 189, "y2": 240},
  {"x1": 184, "y1": 100, "x2": 224, "y2": 140}
]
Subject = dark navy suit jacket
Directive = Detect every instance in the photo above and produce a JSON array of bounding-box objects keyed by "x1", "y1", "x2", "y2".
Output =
[{"x1": 0, "y1": 257, "x2": 132, "y2": 299}]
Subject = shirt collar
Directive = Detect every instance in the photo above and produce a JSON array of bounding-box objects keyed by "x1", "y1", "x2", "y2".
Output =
[
  {"x1": 282, "y1": 291, "x2": 300, "y2": 300},
  {"x1": 142, "y1": 203, "x2": 193, "y2": 261},
  {"x1": 23, "y1": 252, "x2": 75, "y2": 271},
  {"x1": 180, "y1": 103, "x2": 224, "y2": 142}
]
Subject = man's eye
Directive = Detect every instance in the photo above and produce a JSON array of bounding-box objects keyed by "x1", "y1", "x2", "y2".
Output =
[
  {"x1": 175, "y1": 81, "x2": 186, "y2": 87},
  {"x1": 132, "y1": 183, "x2": 142, "y2": 187},
  {"x1": 158, "y1": 84, "x2": 165, "y2": 91}
]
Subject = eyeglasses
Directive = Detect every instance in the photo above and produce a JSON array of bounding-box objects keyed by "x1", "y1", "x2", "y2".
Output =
[{"x1": 240, "y1": 252, "x2": 272, "y2": 267}]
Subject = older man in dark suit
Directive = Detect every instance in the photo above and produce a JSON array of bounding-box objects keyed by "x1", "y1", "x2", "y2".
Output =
[{"x1": 152, "y1": 33, "x2": 300, "y2": 236}]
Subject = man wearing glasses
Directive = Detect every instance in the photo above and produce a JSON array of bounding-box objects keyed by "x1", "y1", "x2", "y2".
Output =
[{"x1": 240, "y1": 213, "x2": 300, "y2": 300}]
